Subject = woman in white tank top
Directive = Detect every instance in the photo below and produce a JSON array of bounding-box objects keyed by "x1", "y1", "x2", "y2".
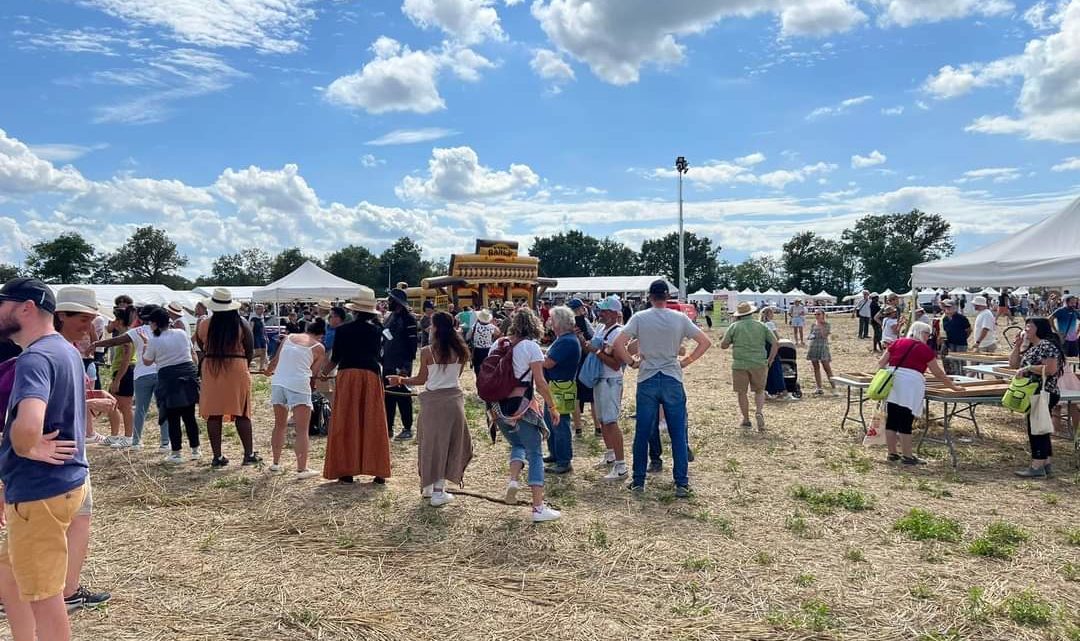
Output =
[
  {"x1": 388, "y1": 311, "x2": 473, "y2": 506},
  {"x1": 263, "y1": 319, "x2": 327, "y2": 479}
]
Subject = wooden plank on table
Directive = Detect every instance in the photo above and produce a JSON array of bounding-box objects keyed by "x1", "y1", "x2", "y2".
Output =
[{"x1": 928, "y1": 384, "x2": 1010, "y2": 398}]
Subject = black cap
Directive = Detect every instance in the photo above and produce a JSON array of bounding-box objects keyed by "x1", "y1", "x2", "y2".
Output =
[
  {"x1": 422, "y1": 299, "x2": 435, "y2": 310},
  {"x1": 0, "y1": 277, "x2": 56, "y2": 313},
  {"x1": 648, "y1": 279, "x2": 670, "y2": 298}
]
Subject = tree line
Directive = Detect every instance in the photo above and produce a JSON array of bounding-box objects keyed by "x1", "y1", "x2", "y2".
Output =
[
  {"x1": 527, "y1": 209, "x2": 953, "y2": 294},
  {"x1": 0, "y1": 209, "x2": 953, "y2": 295}
]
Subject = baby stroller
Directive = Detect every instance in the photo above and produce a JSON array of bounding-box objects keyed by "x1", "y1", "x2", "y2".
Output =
[
  {"x1": 308, "y1": 391, "x2": 332, "y2": 436},
  {"x1": 777, "y1": 339, "x2": 802, "y2": 399}
]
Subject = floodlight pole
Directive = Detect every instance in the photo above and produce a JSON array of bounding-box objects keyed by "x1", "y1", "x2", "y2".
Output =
[{"x1": 676, "y1": 156, "x2": 689, "y2": 302}]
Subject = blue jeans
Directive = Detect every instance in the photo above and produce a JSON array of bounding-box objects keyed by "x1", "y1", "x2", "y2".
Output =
[
  {"x1": 632, "y1": 373, "x2": 689, "y2": 487},
  {"x1": 543, "y1": 406, "x2": 573, "y2": 467},
  {"x1": 132, "y1": 373, "x2": 167, "y2": 447},
  {"x1": 500, "y1": 421, "x2": 545, "y2": 487}
]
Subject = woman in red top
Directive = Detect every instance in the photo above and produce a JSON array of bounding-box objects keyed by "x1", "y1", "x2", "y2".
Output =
[{"x1": 875, "y1": 321, "x2": 962, "y2": 465}]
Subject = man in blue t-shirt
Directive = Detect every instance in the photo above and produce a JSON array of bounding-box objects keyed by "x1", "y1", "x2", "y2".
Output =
[
  {"x1": 0, "y1": 278, "x2": 88, "y2": 638},
  {"x1": 1053, "y1": 296, "x2": 1080, "y2": 358},
  {"x1": 542, "y1": 307, "x2": 582, "y2": 474}
]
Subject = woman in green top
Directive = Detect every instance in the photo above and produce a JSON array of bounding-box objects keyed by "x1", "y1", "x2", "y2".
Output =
[{"x1": 108, "y1": 306, "x2": 137, "y2": 444}]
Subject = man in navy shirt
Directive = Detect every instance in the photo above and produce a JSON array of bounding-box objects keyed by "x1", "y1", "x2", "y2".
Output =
[
  {"x1": 938, "y1": 299, "x2": 971, "y2": 374},
  {"x1": 0, "y1": 278, "x2": 87, "y2": 641},
  {"x1": 542, "y1": 306, "x2": 581, "y2": 474}
]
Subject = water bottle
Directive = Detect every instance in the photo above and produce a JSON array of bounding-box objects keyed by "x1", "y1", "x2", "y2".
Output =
[{"x1": 87, "y1": 362, "x2": 97, "y2": 383}]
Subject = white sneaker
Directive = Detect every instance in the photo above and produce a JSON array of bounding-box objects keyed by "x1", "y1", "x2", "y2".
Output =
[
  {"x1": 158, "y1": 443, "x2": 171, "y2": 451},
  {"x1": 421, "y1": 484, "x2": 434, "y2": 498},
  {"x1": 594, "y1": 454, "x2": 616, "y2": 469},
  {"x1": 603, "y1": 463, "x2": 628, "y2": 480},
  {"x1": 269, "y1": 463, "x2": 283, "y2": 473},
  {"x1": 430, "y1": 491, "x2": 454, "y2": 507},
  {"x1": 103, "y1": 435, "x2": 121, "y2": 446},
  {"x1": 189, "y1": 447, "x2": 201, "y2": 461},
  {"x1": 504, "y1": 480, "x2": 521, "y2": 505},
  {"x1": 86, "y1": 433, "x2": 108, "y2": 446},
  {"x1": 531, "y1": 504, "x2": 561, "y2": 522},
  {"x1": 164, "y1": 452, "x2": 183, "y2": 464},
  {"x1": 295, "y1": 469, "x2": 319, "y2": 480}
]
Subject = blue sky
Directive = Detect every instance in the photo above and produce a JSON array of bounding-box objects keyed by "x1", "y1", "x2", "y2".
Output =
[{"x1": 1, "y1": 0, "x2": 1078, "y2": 279}]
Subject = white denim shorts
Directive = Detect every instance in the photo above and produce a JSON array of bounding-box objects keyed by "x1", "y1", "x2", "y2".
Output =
[
  {"x1": 270, "y1": 385, "x2": 313, "y2": 409},
  {"x1": 593, "y1": 377, "x2": 624, "y2": 425}
]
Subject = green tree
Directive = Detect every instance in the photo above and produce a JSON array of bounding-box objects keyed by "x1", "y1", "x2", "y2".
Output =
[
  {"x1": 782, "y1": 232, "x2": 854, "y2": 296},
  {"x1": 24, "y1": 232, "x2": 97, "y2": 283},
  {"x1": 269, "y1": 248, "x2": 317, "y2": 282},
  {"x1": 593, "y1": 238, "x2": 640, "y2": 276},
  {"x1": 379, "y1": 237, "x2": 425, "y2": 294},
  {"x1": 841, "y1": 210, "x2": 953, "y2": 292},
  {"x1": 639, "y1": 232, "x2": 720, "y2": 294},
  {"x1": 159, "y1": 274, "x2": 195, "y2": 291},
  {"x1": 528, "y1": 230, "x2": 601, "y2": 277},
  {"x1": 110, "y1": 226, "x2": 189, "y2": 284},
  {"x1": 325, "y1": 245, "x2": 381, "y2": 287},
  {"x1": 0, "y1": 264, "x2": 21, "y2": 283},
  {"x1": 201, "y1": 248, "x2": 272, "y2": 286},
  {"x1": 422, "y1": 257, "x2": 449, "y2": 280}
]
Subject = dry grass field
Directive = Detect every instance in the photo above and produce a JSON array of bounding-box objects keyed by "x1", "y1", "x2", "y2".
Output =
[{"x1": 29, "y1": 317, "x2": 1080, "y2": 641}]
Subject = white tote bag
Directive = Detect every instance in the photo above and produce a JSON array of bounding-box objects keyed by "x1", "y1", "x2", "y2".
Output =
[{"x1": 1029, "y1": 374, "x2": 1053, "y2": 436}]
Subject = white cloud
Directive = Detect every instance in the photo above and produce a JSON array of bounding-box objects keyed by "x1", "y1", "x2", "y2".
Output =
[
  {"x1": 806, "y1": 94, "x2": 873, "y2": 119},
  {"x1": 758, "y1": 162, "x2": 837, "y2": 189},
  {"x1": 529, "y1": 0, "x2": 866, "y2": 86},
  {"x1": 361, "y1": 154, "x2": 385, "y2": 168},
  {"x1": 881, "y1": 105, "x2": 904, "y2": 115},
  {"x1": 0, "y1": 129, "x2": 88, "y2": 194},
  {"x1": 402, "y1": 0, "x2": 505, "y2": 44},
  {"x1": 366, "y1": 128, "x2": 459, "y2": 146},
  {"x1": 396, "y1": 146, "x2": 540, "y2": 202},
  {"x1": 1051, "y1": 156, "x2": 1080, "y2": 171},
  {"x1": 584, "y1": 186, "x2": 607, "y2": 195},
  {"x1": 11, "y1": 27, "x2": 147, "y2": 56},
  {"x1": 874, "y1": 0, "x2": 1013, "y2": 27},
  {"x1": 84, "y1": 48, "x2": 247, "y2": 125},
  {"x1": 530, "y1": 49, "x2": 575, "y2": 86},
  {"x1": 1024, "y1": 0, "x2": 1067, "y2": 30},
  {"x1": 26, "y1": 143, "x2": 108, "y2": 163},
  {"x1": 734, "y1": 152, "x2": 766, "y2": 167},
  {"x1": 324, "y1": 38, "x2": 493, "y2": 114},
  {"x1": 932, "y1": 0, "x2": 1080, "y2": 142},
  {"x1": 915, "y1": 100, "x2": 930, "y2": 110},
  {"x1": 955, "y1": 167, "x2": 1022, "y2": 183},
  {"x1": 78, "y1": 0, "x2": 316, "y2": 53},
  {"x1": 851, "y1": 150, "x2": 887, "y2": 168}
]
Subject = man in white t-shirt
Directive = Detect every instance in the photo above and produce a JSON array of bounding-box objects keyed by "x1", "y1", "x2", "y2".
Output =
[
  {"x1": 972, "y1": 296, "x2": 998, "y2": 352},
  {"x1": 589, "y1": 296, "x2": 628, "y2": 480},
  {"x1": 853, "y1": 290, "x2": 872, "y2": 339}
]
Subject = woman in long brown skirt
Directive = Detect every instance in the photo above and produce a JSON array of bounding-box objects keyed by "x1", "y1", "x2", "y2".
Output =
[
  {"x1": 320, "y1": 288, "x2": 391, "y2": 484},
  {"x1": 388, "y1": 311, "x2": 472, "y2": 507}
]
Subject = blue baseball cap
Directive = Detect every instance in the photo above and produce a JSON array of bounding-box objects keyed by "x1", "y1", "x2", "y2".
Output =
[
  {"x1": 598, "y1": 296, "x2": 622, "y2": 313},
  {"x1": 567, "y1": 298, "x2": 584, "y2": 310}
]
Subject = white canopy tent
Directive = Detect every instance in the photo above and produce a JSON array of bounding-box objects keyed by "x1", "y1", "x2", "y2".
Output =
[
  {"x1": 543, "y1": 275, "x2": 675, "y2": 299},
  {"x1": 46, "y1": 284, "x2": 178, "y2": 309},
  {"x1": 737, "y1": 288, "x2": 761, "y2": 302},
  {"x1": 812, "y1": 290, "x2": 836, "y2": 302},
  {"x1": 948, "y1": 287, "x2": 972, "y2": 296},
  {"x1": 688, "y1": 288, "x2": 713, "y2": 303},
  {"x1": 251, "y1": 261, "x2": 364, "y2": 303},
  {"x1": 913, "y1": 196, "x2": 1080, "y2": 288},
  {"x1": 193, "y1": 286, "x2": 261, "y2": 302}
]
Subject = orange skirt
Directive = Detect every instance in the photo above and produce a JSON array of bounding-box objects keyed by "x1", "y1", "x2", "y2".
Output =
[
  {"x1": 323, "y1": 369, "x2": 391, "y2": 480},
  {"x1": 199, "y1": 358, "x2": 251, "y2": 419}
]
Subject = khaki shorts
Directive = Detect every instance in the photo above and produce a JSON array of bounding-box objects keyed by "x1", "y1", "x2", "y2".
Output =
[
  {"x1": 732, "y1": 367, "x2": 767, "y2": 393},
  {"x1": 0, "y1": 483, "x2": 87, "y2": 601}
]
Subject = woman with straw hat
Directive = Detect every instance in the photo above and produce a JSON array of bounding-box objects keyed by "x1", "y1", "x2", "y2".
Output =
[
  {"x1": 466, "y1": 308, "x2": 500, "y2": 376},
  {"x1": 195, "y1": 287, "x2": 259, "y2": 468},
  {"x1": 319, "y1": 287, "x2": 391, "y2": 484}
]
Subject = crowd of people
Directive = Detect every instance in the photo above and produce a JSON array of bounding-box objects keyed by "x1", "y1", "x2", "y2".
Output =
[{"x1": 0, "y1": 273, "x2": 1076, "y2": 640}]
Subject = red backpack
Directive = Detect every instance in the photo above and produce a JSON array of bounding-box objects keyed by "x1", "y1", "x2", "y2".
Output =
[{"x1": 476, "y1": 338, "x2": 527, "y2": 403}]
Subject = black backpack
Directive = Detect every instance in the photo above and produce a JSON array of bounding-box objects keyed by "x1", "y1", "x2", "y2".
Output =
[{"x1": 308, "y1": 391, "x2": 332, "y2": 436}]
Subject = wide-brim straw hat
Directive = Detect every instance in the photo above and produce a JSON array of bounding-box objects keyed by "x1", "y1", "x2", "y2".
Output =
[
  {"x1": 204, "y1": 287, "x2": 242, "y2": 312},
  {"x1": 345, "y1": 287, "x2": 377, "y2": 313},
  {"x1": 476, "y1": 309, "x2": 493, "y2": 323},
  {"x1": 387, "y1": 288, "x2": 409, "y2": 308},
  {"x1": 973, "y1": 296, "x2": 988, "y2": 307},
  {"x1": 317, "y1": 299, "x2": 332, "y2": 311},
  {"x1": 732, "y1": 302, "x2": 758, "y2": 318},
  {"x1": 165, "y1": 301, "x2": 186, "y2": 316},
  {"x1": 501, "y1": 301, "x2": 514, "y2": 310},
  {"x1": 55, "y1": 286, "x2": 113, "y2": 320}
]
